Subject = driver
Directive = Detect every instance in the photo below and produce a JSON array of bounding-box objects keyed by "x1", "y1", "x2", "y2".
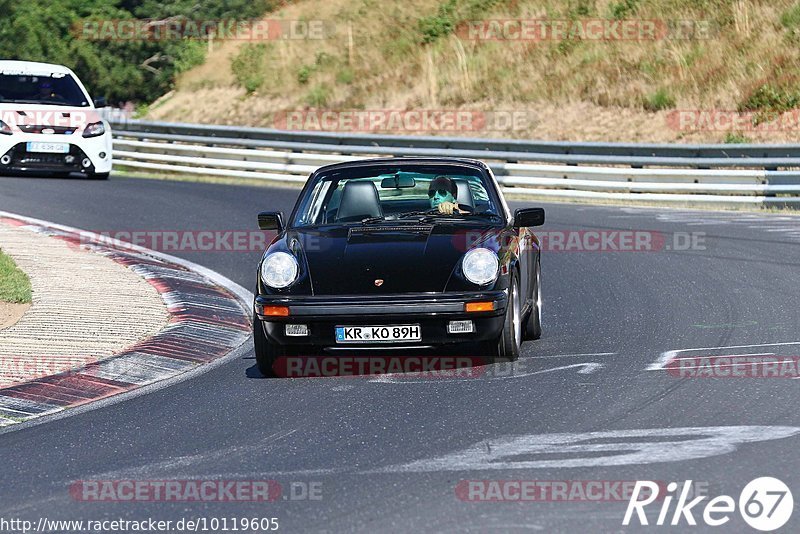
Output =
[
  {"x1": 428, "y1": 175, "x2": 466, "y2": 215},
  {"x1": 37, "y1": 81, "x2": 57, "y2": 101}
]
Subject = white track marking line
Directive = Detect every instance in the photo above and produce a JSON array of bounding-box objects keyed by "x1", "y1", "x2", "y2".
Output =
[
  {"x1": 647, "y1": 342, "x2": 800, "y2": 371},
  {"x1": 491, "y1": 362, "x2": 605, "y2": 379},
  {"x1": 374, "y1": 426, "x2": 800, "y2": 473},
  {"x1": 667, "y1": 352, "x2": 775, "y2": 361},
  {"x1": 368, "y1": 362, "x2": 605, "y2": 383}
]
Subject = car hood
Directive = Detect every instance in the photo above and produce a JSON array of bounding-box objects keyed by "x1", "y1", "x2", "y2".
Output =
[{"x1": 289, "y1": 224, "x2": 502, "y2": 295}]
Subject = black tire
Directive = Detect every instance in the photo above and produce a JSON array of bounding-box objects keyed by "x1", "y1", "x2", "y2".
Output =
[
  {"x1": 88, "y1": 172, "x2": 109, "y2": 180},
  {"x1": 253, "y1": 313, "x2": 284, "y2": 377},
  {"x1": 524, "y1": 260, "x2": 542, "y2": 340},
  {"x1": 484, "y1": 274, "x2": 522, "y2": 364}
]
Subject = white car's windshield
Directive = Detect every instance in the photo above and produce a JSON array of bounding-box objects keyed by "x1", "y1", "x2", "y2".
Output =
[{"x1": 0, "y1": 72, "x2": 90, "y2": 107}]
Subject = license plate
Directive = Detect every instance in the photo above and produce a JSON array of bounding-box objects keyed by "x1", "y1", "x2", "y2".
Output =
[
  {"x1": 26, "y1": 142, "x2": 69, "y2": 154},
  {"x1": 335, "y1": 324, "x2": 421, "y2": 343}
]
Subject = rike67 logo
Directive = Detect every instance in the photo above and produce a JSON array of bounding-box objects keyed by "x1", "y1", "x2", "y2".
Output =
[{"x1": 623, "y1": 477, "x2": 793, "y2": 531}]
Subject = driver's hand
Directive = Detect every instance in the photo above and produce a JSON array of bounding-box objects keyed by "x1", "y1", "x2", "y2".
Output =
[{"x1": 437, "y1": 201, "x2": 463, "y2": 215}]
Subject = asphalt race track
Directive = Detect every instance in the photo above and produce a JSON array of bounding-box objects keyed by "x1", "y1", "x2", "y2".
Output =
[{"x1": 1, "y1": 174, "x2": 799, "y2": 532}]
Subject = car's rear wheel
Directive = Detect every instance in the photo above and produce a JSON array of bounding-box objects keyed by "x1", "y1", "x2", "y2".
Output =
[
  {"x1": 253, "y1": 313, "x2": 284, "y2": 377},
  {"x1": 524, "y1": 260, "x2": 542, "y2": 340},
  {"x1": 484, "y1": 274, "x2": 521, "y2": 364}
]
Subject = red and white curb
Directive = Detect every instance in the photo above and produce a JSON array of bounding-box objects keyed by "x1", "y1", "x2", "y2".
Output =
[{"x1": 0, "y1": 211, "x2": 252, "y2": 430}]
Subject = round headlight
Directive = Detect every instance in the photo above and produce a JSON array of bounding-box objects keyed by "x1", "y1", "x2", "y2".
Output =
[
  {"x1": 462, "y1": 248, "x2": 499, "y2": 285},
  {"x1": 261, "y1": 252, "x2": 299, "y2": 289}
]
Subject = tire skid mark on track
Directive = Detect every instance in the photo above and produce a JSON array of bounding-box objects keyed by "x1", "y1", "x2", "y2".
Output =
[{"x1": 0, "y1": 212, "x2": 251, "y2": 429}]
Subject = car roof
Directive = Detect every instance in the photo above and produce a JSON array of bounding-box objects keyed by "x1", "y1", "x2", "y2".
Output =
[
  {"x1": 0, "y1": 60, "x2": 74, "y2": 75},
  {"x1": 313, "y1": 157, "x2": 490, "y2": 174}
]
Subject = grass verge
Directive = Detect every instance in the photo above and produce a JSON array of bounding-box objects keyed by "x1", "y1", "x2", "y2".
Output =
[{"x1": 0, "y1": 250, "x2": 32, "y2": 304}]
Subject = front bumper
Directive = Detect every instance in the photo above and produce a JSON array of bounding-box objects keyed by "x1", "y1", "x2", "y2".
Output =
[
  {"x1": 255, "y1": 291, "x2": 507, "y2": 347},
  {"x1": 0, "y1": 133, "x2": 112, "y2": 174}
]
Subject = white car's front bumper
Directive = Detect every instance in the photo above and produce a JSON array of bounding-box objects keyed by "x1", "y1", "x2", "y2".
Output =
[{"x1": 0, "y1": 126, "x2": 112, "y2": 175}]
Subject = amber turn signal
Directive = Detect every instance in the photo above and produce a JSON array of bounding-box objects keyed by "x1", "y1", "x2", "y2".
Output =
[
  {"x1": 262, "y1": 305, "x2": 290, "y2": 317},
  {"x1": 464, "y1": 301, "x2": 495, "y2": 313}
]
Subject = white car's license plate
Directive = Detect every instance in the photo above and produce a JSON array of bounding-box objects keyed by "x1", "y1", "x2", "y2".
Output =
[
  {"x1": 335, "y1": 324, "x2": 421, "y2": 343},
  {"x1": 26, "y1": 142, "x2": 69, "y2": 154}
]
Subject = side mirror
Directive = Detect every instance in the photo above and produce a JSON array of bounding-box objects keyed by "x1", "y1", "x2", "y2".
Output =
[
  {"x1": 93, "y1": 96, "x2": 107, "y2": 108},
  {"x1": 513, "y1": 207, "x2": 545, "y2": 228},
  {"x1": 258, "y1": 211, "x2": 284, "y2": 232}
]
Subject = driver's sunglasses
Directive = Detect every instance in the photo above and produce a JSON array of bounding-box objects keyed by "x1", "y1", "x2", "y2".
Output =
[{"x1": 428, "y1": 189, "x2": 450, "y2": 198}]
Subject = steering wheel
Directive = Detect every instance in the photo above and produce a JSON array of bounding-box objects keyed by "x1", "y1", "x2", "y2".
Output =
[{"x1": 426, "y1": 203, "x2": 473, "y2": 214}]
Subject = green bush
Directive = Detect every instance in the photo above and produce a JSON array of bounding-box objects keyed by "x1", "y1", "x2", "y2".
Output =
[
  {"x1": 297, "y1": 65, "x2": 313, "y2": 85},
  {"x1": 231, "y1": 44, "x2": 267, "y2": 93},
  {"x1": 306, "y1": 84, "x2": 331, "y2": 107},
  {"x1": 336, "y1": 68, "x2": 355, "y2": 85},
  {"x1": 780, "y1": 3, "x2": 800, "y2": 28},
  {"x1": 417, "y1": 0, "x2": 506, "y2": 44},
  {"x1": 723, "y1": 132, "x2": 750, "y2": 144},
  {"x1": 609, "y1": 0, "x2": 639, "y2": 19},
  {"x1": 644, "y1": 88, "x2": 675, "y2": 111},
  {"x1": 572, "y1": 2, "x2": 593, "y2": 17},
  {"x1": 173, "y1": 40, "x2": 206, "y2": 74},
  {"x1": 739, "y1": 84, "x2": 800, "y2": 113},
  {"x1": 418, "y1": 0, "x2": 457, "y2": 44}
]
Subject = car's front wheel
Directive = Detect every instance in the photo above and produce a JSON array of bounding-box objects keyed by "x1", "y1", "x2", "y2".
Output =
[
  {"x1": 253, "y1": 313, "x2": 284, "y2": 377},
  {"x1": 484, "y1": 274, "x2": 522, "y2": 363}
]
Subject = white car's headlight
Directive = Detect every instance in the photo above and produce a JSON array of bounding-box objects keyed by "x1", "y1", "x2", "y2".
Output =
[
  {"x1": 82, "y1": 121, "x2": 106, "y2": 138},
  {"x1": 260, "y1": 252, "x2": 299, "y2": 289},
  {"x1": 463, "y1": 248, "x2": 499, "y2": 285}
]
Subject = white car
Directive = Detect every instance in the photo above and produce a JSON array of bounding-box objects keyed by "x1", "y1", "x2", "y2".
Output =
[{"x1": 0, "y1": 60, "x2": 112, "y2": 180}]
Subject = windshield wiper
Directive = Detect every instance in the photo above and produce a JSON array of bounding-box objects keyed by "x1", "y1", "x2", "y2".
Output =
[
  {"x1": 360, "y1": 216, "x2": 387, "y2": 224},
  {"x1": 393, "y1": 211, "x2": 434, "y2": 219}
]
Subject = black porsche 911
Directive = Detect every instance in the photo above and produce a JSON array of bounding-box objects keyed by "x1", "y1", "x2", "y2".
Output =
[{"x1": 253, "y1": 157, "x2": 544, "y2": 376}]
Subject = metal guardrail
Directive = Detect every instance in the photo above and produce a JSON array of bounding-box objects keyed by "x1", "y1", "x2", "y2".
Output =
[{"x1": 110, "y1": 119, "x2": 800, "y2": 207}]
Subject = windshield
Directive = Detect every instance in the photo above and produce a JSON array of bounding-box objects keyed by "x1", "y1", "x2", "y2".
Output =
[
  {"x1": 0, "y1": 72, "x2": 90, "y2": 107},
  {"x1": 292, "y1": 165, "x2": 503, "y2": 227}
]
